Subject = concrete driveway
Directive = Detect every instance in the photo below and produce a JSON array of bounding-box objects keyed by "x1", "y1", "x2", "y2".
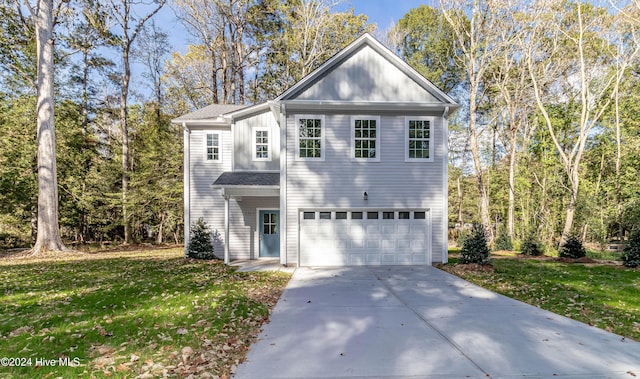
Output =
[{"x1": 234, "y1": 266, "x2": 640, "y2": 379}]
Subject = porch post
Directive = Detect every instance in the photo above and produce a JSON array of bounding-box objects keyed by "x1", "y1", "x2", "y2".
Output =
[{"x1": 224, "y1": 194, "x2": 230, "y2": 264}]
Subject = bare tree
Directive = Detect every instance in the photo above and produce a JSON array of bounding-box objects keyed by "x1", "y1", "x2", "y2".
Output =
[
  {"x1": 22, "y1": 0, "x2": 68, "y2": 253},
  {"x1": 489, "y1": 8, "x2": 537, "y2": 240},
  {"x1": 106, "y1": 0, "x2": 166, "y2": 244},
  {"x1": 134, "y1": 20, "x2": 170, "y2": 118},
  {"x1": 608, "y1": 3, "x2": 640, "y2": 240},
  {"x1": 523, "y1": 0, "x2": 640, "y2": 243},
  {"x1": 440, "y1": 0, "x2": 518, "y2": 242},
  {"x1": 173, "y1": 0, "x2": 254, "y2": 104}
]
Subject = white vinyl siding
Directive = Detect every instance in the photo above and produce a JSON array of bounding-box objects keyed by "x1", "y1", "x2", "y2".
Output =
[
  {"x1": 286, "y1": 113, "x2": 446, "y2": 266},
  {"x1": 352, "y1": 116, "x2": 380, "y2": 162},
  {"x1": 295, "y1": 115, "x2": 325, "y2": 161},
  {"x1": 405, "y1": 117, "x2": 434, "y2": 162},
  {"x1": 291, "y1": 45, "x2": 440, "y2": 103},
  {"x1": 188, "y1": 129, "x2": 231, "y2": 257},
  {"x1": 233, "y1": 111, "x2": 280, "y2": 171}
]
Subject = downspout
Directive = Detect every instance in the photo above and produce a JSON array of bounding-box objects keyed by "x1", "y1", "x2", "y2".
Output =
[
  {"x1": 183, "y1": 122, "x2": 190, "y2": 257},
  {"x1": 442, "y1": 107, "x2": 450, "y2": 264},
  {"x1": 224, "y1": 191, "x2": 230, "y2": 265},
  {"x1": 279, "y1": 103, "x2": 287, "y2": 266}
]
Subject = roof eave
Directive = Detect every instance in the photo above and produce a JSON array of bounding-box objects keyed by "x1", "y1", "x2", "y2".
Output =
[
  {"x1": 171, "y1": 118, "x2": 233, "y2": 128},
  {"x1": 278, "y1": 100, "x2": 460, "y2": 112}
]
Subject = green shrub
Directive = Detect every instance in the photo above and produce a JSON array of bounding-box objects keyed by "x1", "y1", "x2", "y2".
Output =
[
  {"x1": 456, "y1": 230, "x2": 468, "y2": 247},
  {"x1": 459, "y1": 223, "x2": 491, "y2": 265},
  {"x1": 621, "y1": 230, "x2": 640, "y2": 268},
  {"x1": 494, "y1": 230, "x2": 513, "y2": 251},
  {"x1": 187, "y1": 218, "x2": 216, "y2": 260},
  {"x1": 559, "y1": 233, "x2": 586, "y2": 259},
  {"x1": 521, "y1": 233, "x2": 543, "y2": 256}
]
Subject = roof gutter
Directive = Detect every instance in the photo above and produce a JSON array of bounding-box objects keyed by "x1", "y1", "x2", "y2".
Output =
[{"x1": 279, "y1": 100, "x2": 459, "y2": 112}]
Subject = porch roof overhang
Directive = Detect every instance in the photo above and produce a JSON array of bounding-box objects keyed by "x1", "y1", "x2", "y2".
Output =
[{"x1": 212, "y1": 172, "x2": 280, "y2": 197}]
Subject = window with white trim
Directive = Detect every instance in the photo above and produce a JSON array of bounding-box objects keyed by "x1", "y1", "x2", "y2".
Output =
[
  {"x1": 296, "y1": 115, "x2": 324, "y2": 160},
  {"x1": 352, "y1": 116, "x2": 380, "y2": 161},
  {"x1": 206, "y1": 133, "x2": 220, "y2": 161},
  {"x1": 253, "y1": 127, "x2": 271, "y2": 161},
  {"x1": 406, "y1": 117, "x2": 434, "y2": 161}
]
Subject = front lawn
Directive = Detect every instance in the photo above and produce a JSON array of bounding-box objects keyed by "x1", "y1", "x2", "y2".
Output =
[
  {"x1": 440, "y1": 254, "x2": 640, "y2": 341},
  {"x1": 0, "y1": 247, "x2": 291, "y2": 378}
]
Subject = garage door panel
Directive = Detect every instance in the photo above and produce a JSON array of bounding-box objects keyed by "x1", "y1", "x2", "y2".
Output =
[
  {"x1": 366, "y1": 225, "x2": 380, "y2": 235},
  {"x1": 351, "y1": 239, "x2": 365, "y2": 249},
  {"x1": 397, "y1": 254, "x2": 413, "y2": 264},
  {"x1": 381, "y1": 254, "x2": 396, "y2": 264},
  {"x1": 300, "y1": 210, "x2": 430, "y2": 266},
  {"x1": 365, "y1": 254, "x2": 380, "y2": 264},
  {"x1": 381, "y1": 239, "x2": 395, "y2": 250},
  {"x1": 349, "y1": 224, "x2": 365, "y2": 238},
  {"x1": 381, "y1": 225, "x2": 395, "y2": 235},
  {"x1": 349, "y1": 254, "x2": 365, "y2": 265},
  {"x1": 397, "y1": 224, "x2": 411, "y2": 236},
  {"x1": 397, "y1": 239, "x2": 410, "y2": 249}
]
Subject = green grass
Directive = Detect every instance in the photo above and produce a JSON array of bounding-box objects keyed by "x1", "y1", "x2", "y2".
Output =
[
  {"x1": 0, "y1": 247, "x2": 291, "y2": 378},
  {"x1": 441, "y1": 253, "x2": 640, "y2": 341}
]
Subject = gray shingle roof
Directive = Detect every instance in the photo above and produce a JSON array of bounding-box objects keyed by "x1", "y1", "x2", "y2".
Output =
[
  {"x1": 172, "y1": 104, "x2": 248, "y2": 122},
  {"x1": 213, "y1": 172, "x2": 280, "y2": 187}
]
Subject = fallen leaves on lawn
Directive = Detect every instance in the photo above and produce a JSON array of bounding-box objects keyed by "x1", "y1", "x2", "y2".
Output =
[{"x1": 1, "y1": 248, "x2": 290, "y2": 378}]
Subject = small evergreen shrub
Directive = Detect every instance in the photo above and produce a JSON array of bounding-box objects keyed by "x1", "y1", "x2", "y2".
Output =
[
  {"x1": 521, "y1": 233, "x2": 543, "y2": 256},
  {"x1": 559, "y1": 233, "x2": 586, "y2": 259},
  {"x1": 187, "y1": 218, "x2": 216, "y2": 260},
  {"x1": 621, "y1": 230, "x2": 640, "y2": 268},
  {"x1": 459, "y1": 223, "x2": 491, "y2": 265},
  {"x1": 494, "y1": 230, "x2": 513, "y2": 251},
  {"x1": 456, "y1": 230, "x2": 468, "y2": 248}
]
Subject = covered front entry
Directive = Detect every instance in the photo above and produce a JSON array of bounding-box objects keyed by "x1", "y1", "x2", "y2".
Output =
[
  {"x1": 212, "y1": 172, "x2": 280, "y2": 264},
  {"x1": 259, "y1": 210, "x2": 280, "y2": 257},
  {"x1": 299, "y1": 209, "x2": 431, "y2": 266}
]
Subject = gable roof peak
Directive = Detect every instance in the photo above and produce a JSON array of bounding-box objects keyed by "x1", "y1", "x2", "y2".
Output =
[{"x1": 275, "y1": 32, "x2": 458, "y2": 106}]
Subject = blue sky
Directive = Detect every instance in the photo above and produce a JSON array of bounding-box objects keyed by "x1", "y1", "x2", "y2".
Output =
[
  {"x1": 343, "y1": 0, "x2": 435, "y2": 32},
  {"x1": 158, "y1": 0, "x2": 433, "y2": 54}
]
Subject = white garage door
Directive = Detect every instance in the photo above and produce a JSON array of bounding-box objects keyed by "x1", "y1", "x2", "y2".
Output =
[{"x1": 299, "y1": 210, "x2": 431, "y2": 266}]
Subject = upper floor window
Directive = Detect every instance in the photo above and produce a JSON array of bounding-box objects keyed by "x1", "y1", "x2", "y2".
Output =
[
  {"x1": 296, "y1": 115, "x2": 325, "y2": 161},
  {"x1": 352, "y1": 116, "x2": 380, "y2": 161},
  {"x1": 253, "y1": 127, "x2": 271, "y2": 161},
  {"x1": 206, "y1": 133, "x2": 220, "y2": 162},
  {"x1": 406, "y1": 117, "x2": 434, "y2": 162}
]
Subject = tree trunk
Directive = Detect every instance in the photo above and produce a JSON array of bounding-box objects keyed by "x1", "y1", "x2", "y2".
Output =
[
  {"x1": 468, "y1": 88, "x2": 493, "y2": 242},
  {"x1": 121, "y1": 45, "x2": 131, "y2": 244},
  {"x1": 32, "y1": 0, "x2": 67, "y2": 253},
  {"x1": 155, "y1": 212, "x2": 165, "y2": 244},
  {"x1": 614, "y1": 80, "x2": 623, "y2": 241},
  {"x1": 507, "y1": 143, "x2": 516, "y2": 239},
  {"x1": 456, "y1": 175, "x2": 463, "y2": 225}
]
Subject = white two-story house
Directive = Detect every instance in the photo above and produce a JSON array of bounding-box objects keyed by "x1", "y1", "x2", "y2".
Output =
[{"x1": 173, "y1": 33, "x2": 458, "y2": 267}]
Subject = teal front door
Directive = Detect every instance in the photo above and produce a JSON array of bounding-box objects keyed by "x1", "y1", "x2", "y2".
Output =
[{"x1": 259, "y1": 210, "x2": 280, "y2": 257}]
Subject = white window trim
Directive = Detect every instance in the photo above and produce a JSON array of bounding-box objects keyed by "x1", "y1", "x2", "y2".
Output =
[
  {"x1": 205, "y1": 131, "x2": 222, "y2": 163},
  {"x1": 295, "y1": 114, "x2": 325, "y2": 161},
  {"x1": 252, "y1": 126, "x2": 272, "y2": 162},
  {"x1": 405, "y1": 116, "x2": 435, "y2": 162},
  {"x1": 351, "y1": 115, "x2": 381, "y2": 162}
]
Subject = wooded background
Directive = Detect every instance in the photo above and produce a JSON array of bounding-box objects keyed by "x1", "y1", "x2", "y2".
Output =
[{"x1": 1, "y1": 0, "x2": 639, "y2": 251}]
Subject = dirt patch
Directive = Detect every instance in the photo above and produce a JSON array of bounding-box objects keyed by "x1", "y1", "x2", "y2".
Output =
[
  {"x1": 555, "y1": 256, "x2": 597, "y2": 264},
  {"x1": 0, "y1": 244, "x2": 182, "y2": 264},
  {"x1": 448, "y1": 263, "x2": 495, "y2": 273}
]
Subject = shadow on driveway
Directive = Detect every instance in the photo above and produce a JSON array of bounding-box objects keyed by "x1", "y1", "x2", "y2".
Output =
[{"x1": 234, "y1": 266, "x2": 640, "y2": 379}]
